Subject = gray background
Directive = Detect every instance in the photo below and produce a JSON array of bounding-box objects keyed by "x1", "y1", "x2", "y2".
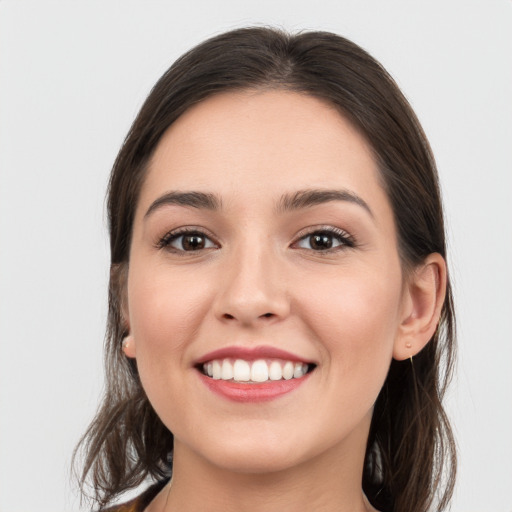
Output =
[{"x1": 1, "y1": 1, "x2": 511, "y2": 511}]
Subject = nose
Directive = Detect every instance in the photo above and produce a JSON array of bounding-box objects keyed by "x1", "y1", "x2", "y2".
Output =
[{"x1": 213, "y1": 242, "x2": 290, "y2": 327}]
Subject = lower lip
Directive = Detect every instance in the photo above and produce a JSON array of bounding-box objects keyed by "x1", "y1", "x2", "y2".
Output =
[{"x1": 198, "y1": 372, "x2": 311, "y2": 402}]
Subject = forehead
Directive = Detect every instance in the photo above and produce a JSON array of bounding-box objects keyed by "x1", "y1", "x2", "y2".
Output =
[{"x1": 139, "y1": 90, "x2": 387, "y2": 215}]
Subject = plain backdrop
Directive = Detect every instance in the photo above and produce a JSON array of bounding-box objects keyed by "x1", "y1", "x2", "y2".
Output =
[{"x1": 0, "y1": 1, "x2": 511, "y2": 511}]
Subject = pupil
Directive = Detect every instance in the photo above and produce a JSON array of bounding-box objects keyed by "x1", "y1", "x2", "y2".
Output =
[
  {"x1": 310, "y1": 234, "x2": 332, "y2": 250},
  {"x1": 182, "y1": 234, "x2": 204, "y2": 250}
]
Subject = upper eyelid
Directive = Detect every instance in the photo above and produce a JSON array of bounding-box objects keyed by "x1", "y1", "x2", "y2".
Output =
[
  {"x1": 157, "y1": 226, "x2": 220, "y2": 249},
  {"x1": 292, "y1": 225, "x2": 353, "y2": 241},
  {"x1": 162, "y1": 226, "x2": 217, "y2": 238},
  {"x1": 291, "y1": 226, "x2": 356, "y2": 251}
]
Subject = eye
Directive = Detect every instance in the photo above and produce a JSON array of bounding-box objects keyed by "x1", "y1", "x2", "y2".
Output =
[
  {"x1": 293, "y1": 228, "x2": 355, "y2": 251},
  {"x1": 158, "y1": 229, "x2": 218, "y2": 252}
]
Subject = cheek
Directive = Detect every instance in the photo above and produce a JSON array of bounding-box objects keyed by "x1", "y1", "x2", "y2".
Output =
[
  {"x1": 127, "y1": 264, "x2": 215, "y2": 370},
  {"x1": 295, "y1": 265, "x2": 403, "y2": 391},
  {"x1": 126, "y1": 264, "x2": 218, "y2": 428}
]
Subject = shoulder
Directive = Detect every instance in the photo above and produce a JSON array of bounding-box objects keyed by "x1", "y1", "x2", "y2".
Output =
[{"x1": 102, "y1": 479, "x2": 170, "y2": 512}]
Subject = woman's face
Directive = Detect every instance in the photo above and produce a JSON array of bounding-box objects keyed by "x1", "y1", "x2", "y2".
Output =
[{"x1": 125, "y1": 90, "x2": 409, "y2": 474}]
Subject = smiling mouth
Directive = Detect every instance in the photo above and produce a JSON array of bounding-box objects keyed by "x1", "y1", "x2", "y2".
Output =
[{"x1": 198, "y1": 358, "x2": 316, "y2": 384}]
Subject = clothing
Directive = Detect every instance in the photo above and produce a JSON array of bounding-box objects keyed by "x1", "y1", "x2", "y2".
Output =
[{"x1": 102, "y1": 479, "x2": 169, "y2": 512}]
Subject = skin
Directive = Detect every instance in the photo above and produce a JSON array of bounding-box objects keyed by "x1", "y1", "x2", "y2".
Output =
[{"x1": 123, "y1": 90, "x2": 446, "y2": 512}]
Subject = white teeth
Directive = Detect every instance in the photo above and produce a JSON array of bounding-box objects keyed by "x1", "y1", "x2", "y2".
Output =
[
  {"x1": 202, "y1": 358, "x2": 311, "y2": 383},
  {"x1": 251, "y1": 359, "x2": 269, "y2": 382},
  {"x1": 221, "y1": 359, "x2": 233, "y2": 380},
  {"x1": 269, "y1": 361, "x2": 282, "y2": 381},
  {"x1": 282, "y1": 361, "x2": 294, "y2": 380},
  {"x1": 212, "y1": 360, "x2": 222, "y2": 380},
  {"x1": 233, "y1": 359, "x2": 251, "y2": 381}
]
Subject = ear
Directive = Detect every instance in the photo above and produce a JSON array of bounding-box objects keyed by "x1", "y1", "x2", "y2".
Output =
[
  {"x1": 111, "y1": 263, "x2": 136, "y2": 359},
  {"x1": 393, "y1": 253, "x2": 447, "y2": 361}
]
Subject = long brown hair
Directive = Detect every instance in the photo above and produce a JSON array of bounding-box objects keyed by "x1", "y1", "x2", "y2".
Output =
[{"x1": 74, "y1": 27, "x2": 457, "y2": 512}]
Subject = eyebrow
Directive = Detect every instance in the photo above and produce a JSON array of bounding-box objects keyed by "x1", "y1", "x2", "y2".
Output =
[
  {"x1": 144, "y1": 188, "x2": 373, "y2": 219},
  {"x1": 144, "y1": 191, "x2": 222, "y2": 218},
  {"x1": 276, "y1": 189, "x2": 374, "y2": 218}
]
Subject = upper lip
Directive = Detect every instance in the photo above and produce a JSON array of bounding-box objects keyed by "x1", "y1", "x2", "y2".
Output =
[{"x1": 195, "y1": 345, "x2": 315, "y2": 365}]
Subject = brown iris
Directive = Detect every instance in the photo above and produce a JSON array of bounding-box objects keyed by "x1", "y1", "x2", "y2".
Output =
[
  {"x1": 309, "y1": 233, "x2": 333, "y2": 250},
  {"x1": 181, "y1": 234, "x2": 206, "y2": 251}
]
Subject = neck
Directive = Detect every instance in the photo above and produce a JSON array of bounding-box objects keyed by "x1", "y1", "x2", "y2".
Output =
[{"x1": 151, "y1": 423, "x2": 376, "y2": 512}]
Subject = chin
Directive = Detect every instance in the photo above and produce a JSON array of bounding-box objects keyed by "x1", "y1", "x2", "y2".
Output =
[{"x1": 176, "y1": 426, "x2": 312, "y2": 476}]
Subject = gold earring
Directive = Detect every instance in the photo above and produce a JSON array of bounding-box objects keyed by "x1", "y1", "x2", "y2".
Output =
[{"x1": 405, "y1": 342, "x2": 413, "y2": 364}]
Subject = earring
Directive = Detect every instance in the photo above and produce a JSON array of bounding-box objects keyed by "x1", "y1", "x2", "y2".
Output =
[
  {"x1": 122, "y1": 335, "x2": 134, "y2": 355},
  {"x1": 405, "y1": 342, "x2": 413, "y2": 364}
]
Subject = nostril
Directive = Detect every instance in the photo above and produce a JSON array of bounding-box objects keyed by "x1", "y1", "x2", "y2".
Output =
[{"x1": 222, "y1": 312, "x2": 274, "y2": 320}]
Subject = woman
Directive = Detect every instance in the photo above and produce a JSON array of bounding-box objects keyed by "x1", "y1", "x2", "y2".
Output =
[{"x1": 75, "y1": 27, "x2": 456, "y2": 512}]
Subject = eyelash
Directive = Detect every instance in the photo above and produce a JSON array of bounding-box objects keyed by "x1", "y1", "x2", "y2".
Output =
[
  {"x1": 156, "y1": 227, "x2": 218, "y2": 253},
  {"x1": 291, "y1": 226, "x2": 356, "y2": 253},
  {"x1": 156, "y1": 226, "x2": 356, "y2": 254}
]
